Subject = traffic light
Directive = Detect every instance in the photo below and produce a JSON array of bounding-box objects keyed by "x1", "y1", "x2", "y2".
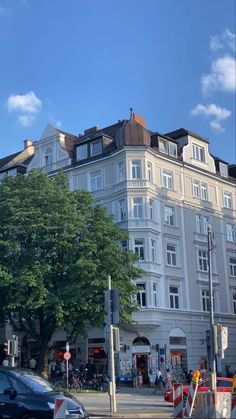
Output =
[
  {"x1": 113, "y1": 327, "x2": 120, "y2": 352},
  {"x1": 4, "y1": 341, "x2": 10, "y2": 355},
  {"x1": 104, "y1": 288, "x2": 120, "y2": 324}
]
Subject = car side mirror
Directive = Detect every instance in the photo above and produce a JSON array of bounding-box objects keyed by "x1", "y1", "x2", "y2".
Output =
[{"x1": 3, "y1": 388, "x2": 17, "y2": 399}]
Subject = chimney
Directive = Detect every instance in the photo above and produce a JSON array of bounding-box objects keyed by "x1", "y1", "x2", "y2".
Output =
[
  {"x1": 132, "y1": 113, "x2": 146, "y2": 128},
  {"x1": 24, "y1": 140, "x2": 34, "y2": 149},
  {"x1": 84, "y1": 126, "x2": 100, "y2": 136}
]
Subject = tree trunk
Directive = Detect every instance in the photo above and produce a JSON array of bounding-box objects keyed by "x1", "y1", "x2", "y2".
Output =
[{"x1": 37, "y1": 345, "x2": 50, "y2": 377}]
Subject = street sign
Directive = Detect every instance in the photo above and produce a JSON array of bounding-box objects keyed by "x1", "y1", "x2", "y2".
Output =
[{"x1": 63, "y1": 351, "x2": 71, "y2": 360}]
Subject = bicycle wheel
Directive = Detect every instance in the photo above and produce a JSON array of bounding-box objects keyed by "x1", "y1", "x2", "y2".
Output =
[
  {"x1": 54, "y1": 380, "x2": 66, "y2": 391},
  {"x1": 73, "y1": 379, "x2": 82, "y2": 392}
]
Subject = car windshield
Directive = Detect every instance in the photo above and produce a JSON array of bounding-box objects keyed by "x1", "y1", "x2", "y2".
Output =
[{"x1": 11, "y1": 371, "x2": 54, "y2": 393}]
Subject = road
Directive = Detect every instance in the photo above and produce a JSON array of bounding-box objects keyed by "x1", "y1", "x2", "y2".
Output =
[{"x1": 74, "y1": 385, "x2": 173, "y2": 418}]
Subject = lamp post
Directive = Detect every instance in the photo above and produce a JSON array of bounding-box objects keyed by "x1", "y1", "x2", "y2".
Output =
[{"x1": 207, "y1": 225, "x2": 216, "y2": 391}]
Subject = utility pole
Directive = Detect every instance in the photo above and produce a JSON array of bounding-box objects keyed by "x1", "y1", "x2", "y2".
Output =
[
  {"x1": 207, "y1": 225, "x2": 216, "y2": 391},
  {"x1": 108, "y1": 275, "x2": 117, "y2": 413}
]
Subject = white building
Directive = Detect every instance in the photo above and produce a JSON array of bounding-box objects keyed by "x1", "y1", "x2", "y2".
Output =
[{"x1": 1, "y1": 113, "x2": 236, "y2": 380}]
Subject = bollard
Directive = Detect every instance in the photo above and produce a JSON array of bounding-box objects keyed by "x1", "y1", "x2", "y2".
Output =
[
  {"x1": 173, "y1": 383, "x2": 183, "y2": 418},
  {"x1": 183, "y1": 370, "x2": 200, "y2": 418},
  {"x1": 53, "y1": 395, "x2": 68, "y2": 419}
]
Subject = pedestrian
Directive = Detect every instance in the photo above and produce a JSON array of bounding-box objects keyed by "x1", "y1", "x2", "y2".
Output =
[
  {"x1": 29, "y1": 357, "x2": 37, "y2": 370},
  {"x1": 131, "y1": 365, "x2": 138, "y2": 387},
  {"x1": 49, "y1": 358, "x2": 59, "y2": 383},
  {"x1": 137, "y1": 371, "x2": 143, "y2": 387},
  {"x1": 165, "y1": 368, "x2": 172, "y2": 390},
  {"x1": 153, "y1": 368, "x2": 164, "y2": 394},
  {"x1": 2, "y1": 357, "x2": 9, "y2": 367},
  {"x1": 187, "y1": 370, "x2": 193, "y2": 384}
]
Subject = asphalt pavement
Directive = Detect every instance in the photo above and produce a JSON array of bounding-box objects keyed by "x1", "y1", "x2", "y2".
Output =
[{"x1": 74, "y1": 385, "x2": 173, "y2": 418}]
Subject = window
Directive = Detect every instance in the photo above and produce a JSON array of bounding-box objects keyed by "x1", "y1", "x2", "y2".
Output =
[
  {"x1": 90, "y1": 139, "x2": 102, "y2": 156},
  {"x1": 76, "y1": 144, "x2": 88, "y2": 161},
  {"x1": 118, "y1": 199, "x2": 127, "y2": 221},
  {"x1": 134, "y1": 239, "x2": 144, "y2": 261},
  {"x1": 233, "y1": 293, "x2": 236, "y2": 314},
  {"x1": 159, "y1": 138, "x2": 168, "y2": 154},
  {"x1": 164, "y1": 206, "x2": 175, "y2": 226},
  {"x1": 202, "y1": 290, "x2": 215, "y2": 312},
  {"x1": 133, "y1": 197, "x2": 143, "y2": 218},
  {"x1": 149, "y1": 199, "x2": 154, "y2": 220},
  {"x1": 202, "y1": 290, "x2": 209, "y2": 312},
  {"x1": 131, "y1": 160, "x2": 141, "y2": 179},
  {"x1": 196, "y1": 214, "x2": 209, "y2": 234},
  {"x1": 44, "y1": 147, "x2": 53, "y2": 166},
  {"x1": 0, "y1": 373, "x2": 11, "y2": 394},
  {"x1": 166, "y1": 244, "x2": 177, "y2": 266},
  {"x1": 169, "y1": 286, "x2": 179, "y2": 309},
  {"x1": 227, "y1": 224, "x2": 235, "y2": 242},
  {"x1": 117, "y1": 161, "x2": 125, "y2": 182},
  {"x1": 169, "y1": 142, "x2": 177, "y2": 157},
  {"x1": 198, "y1": 250, "x2": 208, "y2": 272},
  {"x1": 153, "y1": 283, "x2": 158, "y2": 307},
  {"x1": 219, "y1": 162, "x2": 228, "y2": 177},
  {"x1": 230, "y1": 257, "x2": 236, "y2": 277},
  {"x1": 147, "y1": 162, "x2": 152, "y2": 181},
  {"x1": 151, "y1": 239, "x2": 156, "y2": 262},
  {"x1": 137, "y1": 284, "x2": 146, "y2": 307},
  {"x1": 224, "y1": 192, "x2": 232, "y2": 209},
  {"x1": 121, "y1": 240, "x2": 128, "y2": 251},
  {"x1": 162, "y1": 171, "x2": 173, "y2": 189},
  {"x1": 193, "y1": 180, "x2": 200, "y2": 197},
  {"x1": 192, "y1": 144, "x2": 205, "y2": 162},
  {"x1": 90, "y1": 170, "x2": 102, "y2": 191},
  {"x1": 200, "y1": 183, "x2": 208, "y2": 200}
]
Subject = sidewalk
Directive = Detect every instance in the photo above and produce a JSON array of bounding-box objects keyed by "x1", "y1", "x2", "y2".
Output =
[{"x1": 74, "y1": 385, "x2": 173, "y2": 418}]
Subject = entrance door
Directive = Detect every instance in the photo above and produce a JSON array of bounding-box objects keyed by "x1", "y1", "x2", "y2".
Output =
[{"x1": 136, "y1": 354, "x2": 149, "y2": 384}]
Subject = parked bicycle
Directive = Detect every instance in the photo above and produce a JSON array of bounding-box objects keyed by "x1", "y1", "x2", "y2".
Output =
[{"x1": 54, "y1": 370, "x2": 83, "y2": 392}]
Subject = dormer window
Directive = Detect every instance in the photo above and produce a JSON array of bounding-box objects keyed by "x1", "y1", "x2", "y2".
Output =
[
  {"x1": 219, "y1": 162, "x2": 228, "y2": 177},
  {"x1": 169, "y1": 142, "x2": 177, "y2": 157},
  {"x1": 77, "y1": 144, "x2": 88, "y2": 161},
  {"x1": 159, "y1": 138, "x2": 168, "y2": 154},
  {"x1": 192, "y1": 144, "x2": 205, "y2": 162},
  {"x1": 91, "y1": 139, "x2": 102, "y2": 156},
  {"x1": 45, "y1": 147, "x2": 53, "y2": 166}
]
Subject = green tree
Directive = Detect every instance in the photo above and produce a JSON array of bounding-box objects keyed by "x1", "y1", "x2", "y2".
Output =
[{"x1": 0, "y1": 170, "x2": 142, "y2": 371}]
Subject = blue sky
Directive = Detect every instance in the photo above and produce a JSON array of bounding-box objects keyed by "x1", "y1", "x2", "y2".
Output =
[{"x1": 0, "y1": 0, "x2": 235, "y2": 163}]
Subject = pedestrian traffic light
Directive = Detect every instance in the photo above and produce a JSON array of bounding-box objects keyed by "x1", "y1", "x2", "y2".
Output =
[{"x1": 113, "y1": 327, "x2": 120, "y2": 352}]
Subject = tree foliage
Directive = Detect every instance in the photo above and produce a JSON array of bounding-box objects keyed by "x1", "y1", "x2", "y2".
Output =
[{"x1": 0, "y1": 170, "x2": 142, "y2": 368}]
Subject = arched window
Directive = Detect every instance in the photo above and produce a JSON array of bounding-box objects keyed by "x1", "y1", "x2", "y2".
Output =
[
  {"x1": 45, "y1": 147, "x2": 53, "y2": 166},
  {"x1": 132, "y1": 337, "x2": 150, "y2": 346}
]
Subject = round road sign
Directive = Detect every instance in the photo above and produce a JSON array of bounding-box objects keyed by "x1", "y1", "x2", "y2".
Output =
[{"x1": 63, "y1": 351, "x2": 71, "y2": 360}]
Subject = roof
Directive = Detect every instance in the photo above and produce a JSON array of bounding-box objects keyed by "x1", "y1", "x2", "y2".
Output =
[
  {"x1": 166, "y1": 128, "x2": 209, "y2": 144},
  {"x1": 0, "y1": 152, "x2": 21, "y2": 171}
]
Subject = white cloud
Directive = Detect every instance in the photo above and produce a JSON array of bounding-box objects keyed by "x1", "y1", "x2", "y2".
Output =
[
  {"x1": 210, "y1": 28, "x2": 235, "y2": 52},
  {"x1": 17, "y1": 115, "x2": 36, "y2": 127},
  {"x1": 7, "y1": 91, "x2": 42, "y2": 114},
  {"x1": 191, "y1": 103, "x2": 231, "y2": 134},
  {"x1": 201, "y1": 55, "x2": 236, "y2": 94},
  {"x1": 223, "y1": 28, "x2": 236, "y2": 52}
]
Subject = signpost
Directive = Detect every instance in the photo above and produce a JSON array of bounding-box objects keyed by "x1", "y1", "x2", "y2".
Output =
[{"x1": 64, "y1": 342, "x2": 70, "y2": 389}]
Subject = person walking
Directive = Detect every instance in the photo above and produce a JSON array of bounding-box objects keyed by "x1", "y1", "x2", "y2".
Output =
[
  {"x1": 137, "y1": 371, "x2": 143, "y2": 387},
  {"x1": 29, "y1": 357, "x2": 37, "y2": 370},
  {"x1": 165, "y1": 368, "x2": 172, "y2": 390},
  {"x1": 131, "y1": 365, "x2": 138, "y2": 387},
  {"x1": 153, "y1": 368, "x2": 164, "y2": 394}
]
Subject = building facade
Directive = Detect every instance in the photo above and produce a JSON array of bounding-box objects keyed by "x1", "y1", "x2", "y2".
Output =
[{"x1": 1, "y1": 114, "x2": 236, "y2": 379}]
